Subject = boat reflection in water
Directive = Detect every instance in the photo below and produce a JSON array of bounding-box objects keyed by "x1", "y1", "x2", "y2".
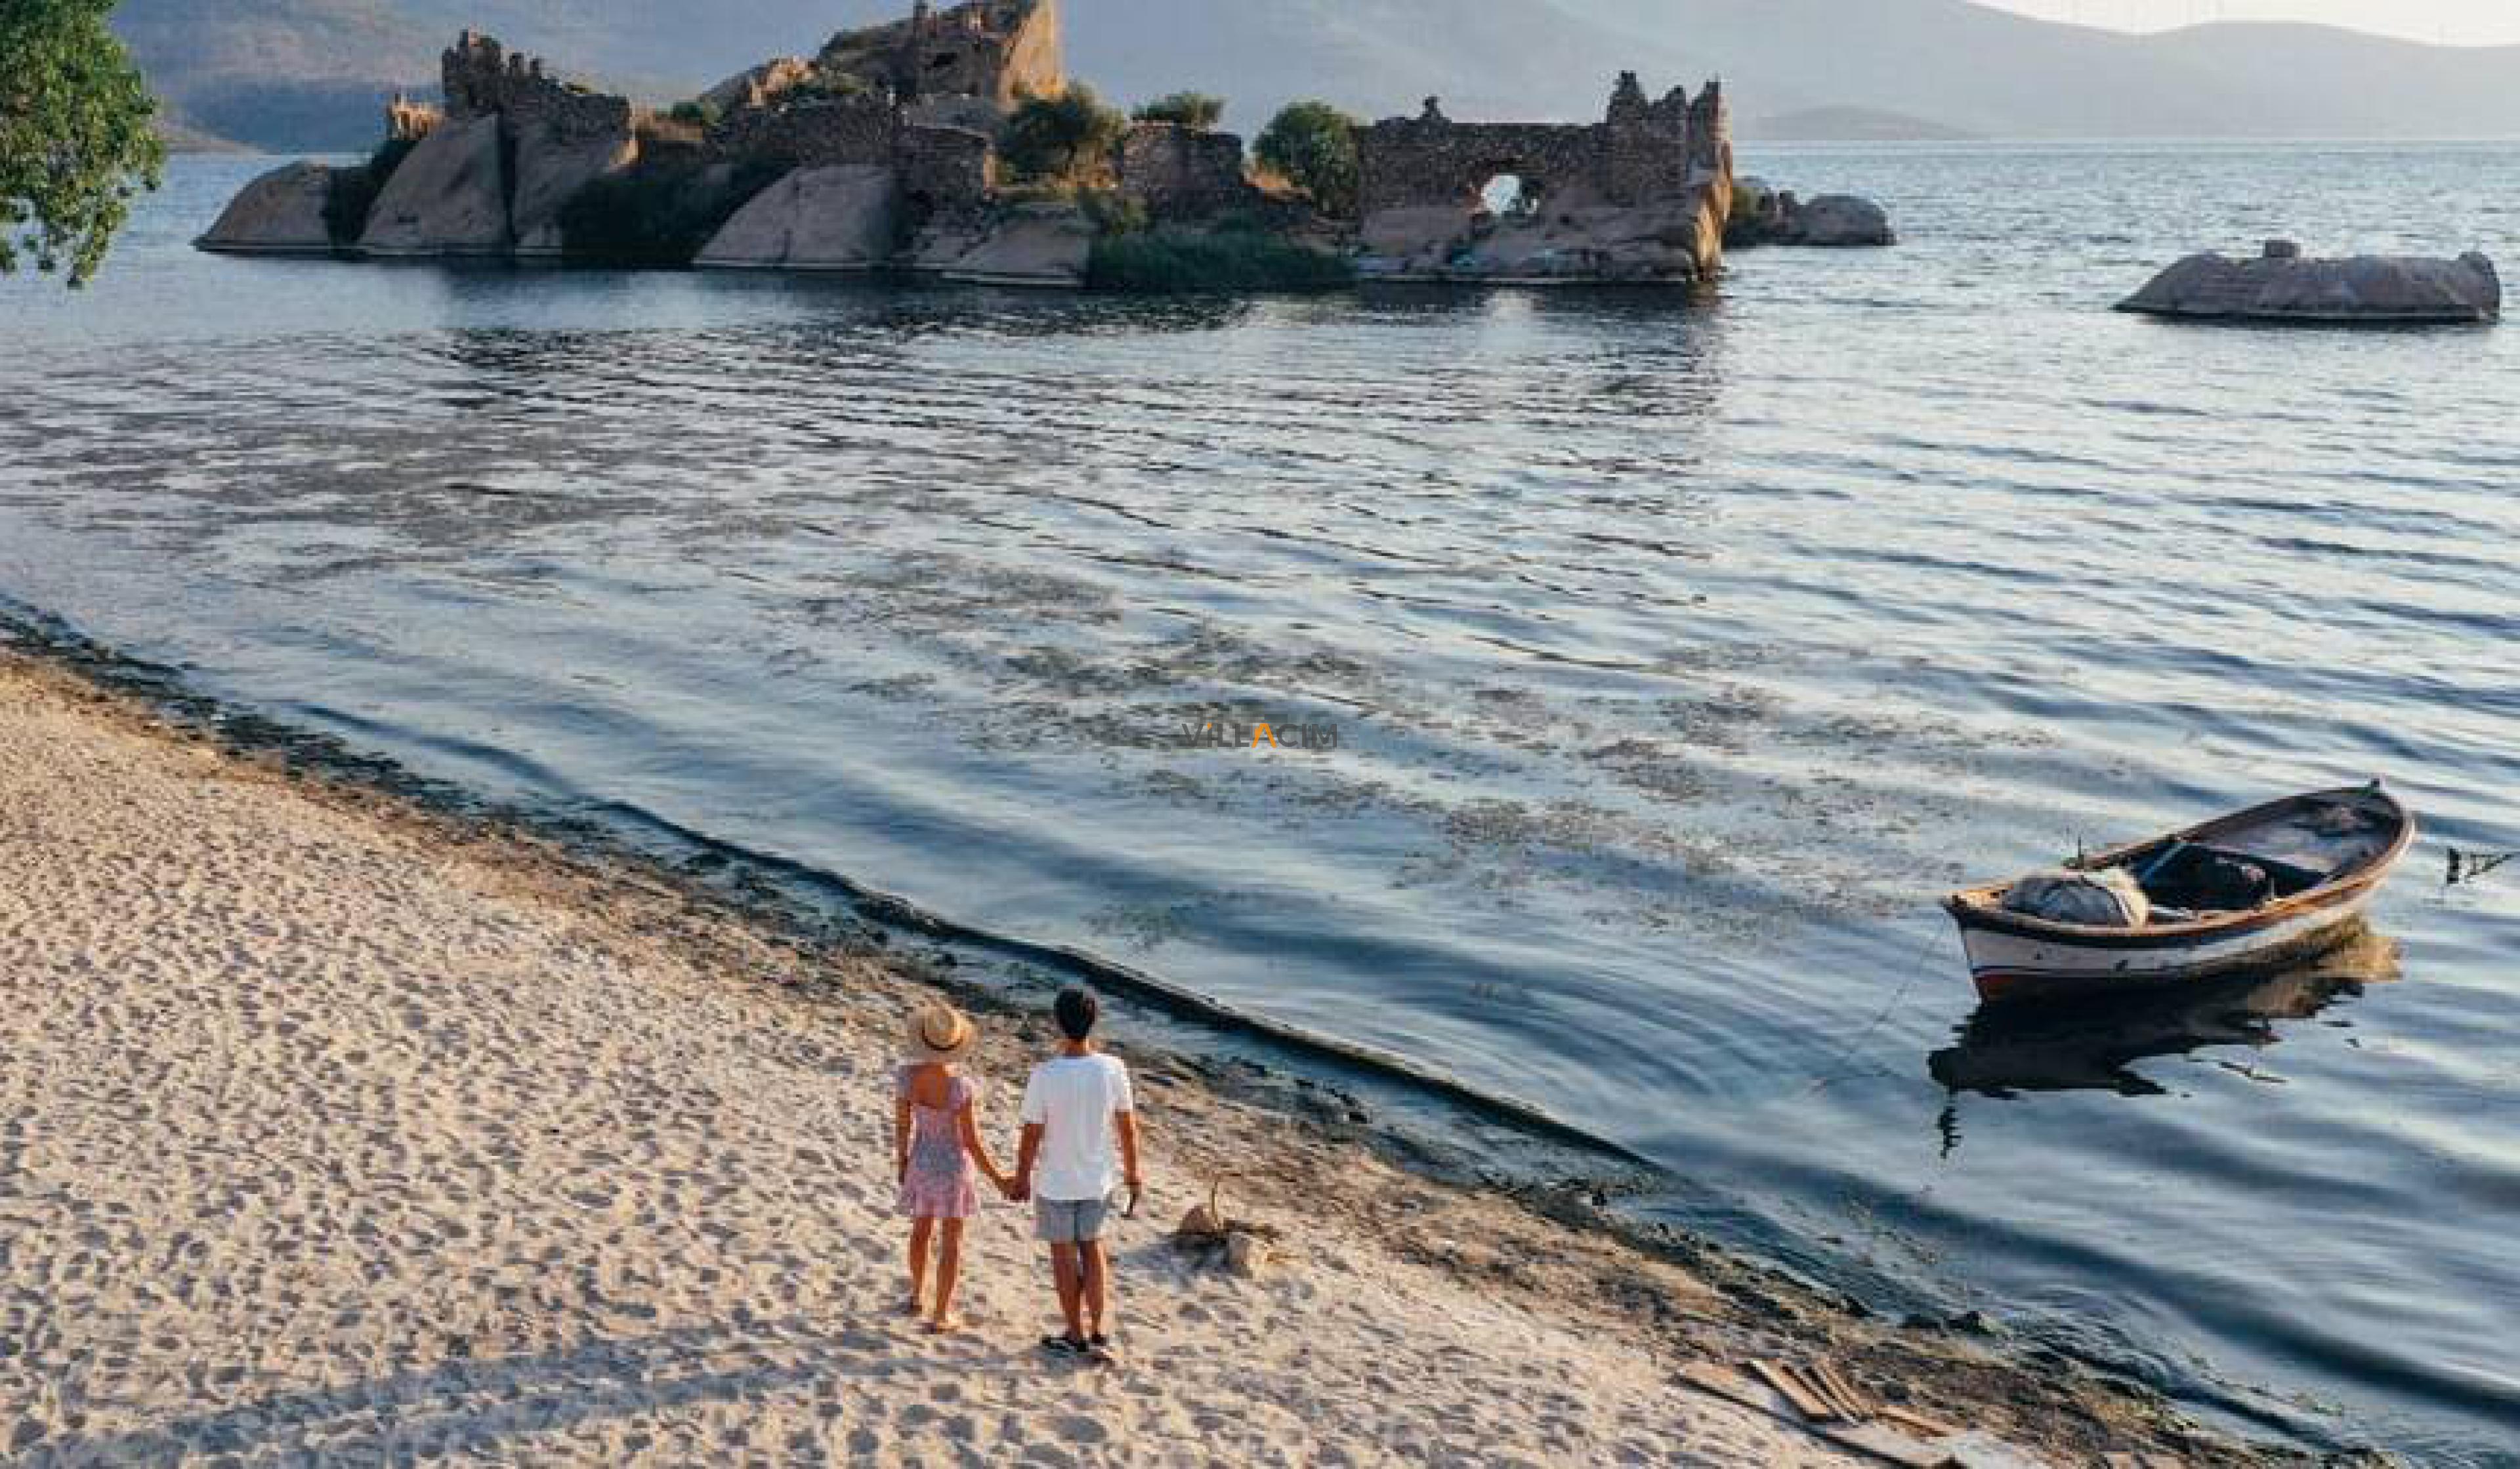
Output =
[{"x1": 1929, "y1": 925, "x2": 2402, "y2": 1104}]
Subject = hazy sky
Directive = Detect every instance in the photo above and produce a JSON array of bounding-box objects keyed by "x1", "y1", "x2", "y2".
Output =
[{"x1": 1981, "y1": 0, "x2": 2520, "y2": 44}]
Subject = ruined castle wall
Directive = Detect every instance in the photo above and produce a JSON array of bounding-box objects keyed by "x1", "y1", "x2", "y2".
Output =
[
  {"x1": 895, "y1": 125, "x2": 994, "y2": 212},
  {"x1": 1354, "y1": 119, "x2": 1609, "y2": 215},
  {"x1": 1114, "y1": 123, "x2": 1255, "y2": 219},
  {"x1": 442, "y1": 33, "x2": 629, "y2": 144},
  {"x1": 1355, "y1": 75, "x2": 1715, "y2": 218},
  {"x1": 1687, "y1": 82, "x2": 1731, "y2": 182},
  {"x1": 711, "y1": 97, "x2": 901, "y2": 170},
  {"x1": 1603, "y1": 79, "x2": 1691, "y2": 207},
  {"x1": 823, "y1": 0, "x2": 1061, "y2": 112}
]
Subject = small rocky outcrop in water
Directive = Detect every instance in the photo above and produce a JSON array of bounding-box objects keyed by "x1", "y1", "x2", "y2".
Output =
[
  {"x1": 2119, "y1": 241, "x2": 2501, "y2": 325},
  {"x1": 1725, "y1": 181, "x2": 1895, "y2": 248}
]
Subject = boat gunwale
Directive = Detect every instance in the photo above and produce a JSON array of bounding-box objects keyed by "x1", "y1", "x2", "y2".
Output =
[{"x1": 1941, "y1": 784, "x2": 2414, "y2": 948}]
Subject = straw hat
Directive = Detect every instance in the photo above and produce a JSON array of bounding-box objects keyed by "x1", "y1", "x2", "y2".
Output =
[{"x1": 905, "y1": 1002, "x2": 976, "y2": 1063}]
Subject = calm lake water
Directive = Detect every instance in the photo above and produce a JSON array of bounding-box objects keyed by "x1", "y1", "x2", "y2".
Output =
[{"x1": 5, "y1": 146, "x2": 2516, "y2": 1464}]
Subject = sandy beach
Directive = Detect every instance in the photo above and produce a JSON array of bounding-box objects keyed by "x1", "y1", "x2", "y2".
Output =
[{"x1": 0, "y1": 651, "x2": 2266, "y2": 1466}]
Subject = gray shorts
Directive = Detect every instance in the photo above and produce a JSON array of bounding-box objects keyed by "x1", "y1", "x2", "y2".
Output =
[{"x1": 1034, "y1": 1196, "x2": 1111, "y2": 1244}]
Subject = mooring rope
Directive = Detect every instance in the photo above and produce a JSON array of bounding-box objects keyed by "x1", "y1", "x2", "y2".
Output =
[{"x1": 1793, "y1": 920, "x2": 1962, "y2": 1099}]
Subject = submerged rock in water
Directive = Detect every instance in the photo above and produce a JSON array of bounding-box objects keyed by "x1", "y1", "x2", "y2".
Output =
[
  {"x1": 196, "y1": 161, "x2": 345, "y2": 254},
  {"x1": 2118, "y1": 244, "x2": 2501, "y2": 324},
  {"x1": 1790, "y1": 194, "x2": 1895, "y2": 247},
  {"x1": 698, "y1": 165, "x2": 902, "y2": 271}
]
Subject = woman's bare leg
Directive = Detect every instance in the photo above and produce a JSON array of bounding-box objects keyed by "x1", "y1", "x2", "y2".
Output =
[
  {"x1": 906, "y1": 1216, "x2": 934, "y2": 1314},
  {"x1": 929, "y1": 1218, "x2": 967, "y2": 1330}
]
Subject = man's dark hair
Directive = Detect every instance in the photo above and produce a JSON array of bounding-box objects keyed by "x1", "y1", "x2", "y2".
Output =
[{"x1": 1053, "y1": 985, "x2": 1100, "y2": 1042}]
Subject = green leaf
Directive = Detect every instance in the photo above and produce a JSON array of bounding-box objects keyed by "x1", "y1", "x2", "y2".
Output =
[{"x1": 1, "y1": 0, "x2": 167, "y2": 287}]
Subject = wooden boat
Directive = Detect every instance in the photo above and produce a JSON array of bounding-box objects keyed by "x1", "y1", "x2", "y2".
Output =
[{"x1": 1943, "y1": 782, "x2": 2415, "y2": 1005}]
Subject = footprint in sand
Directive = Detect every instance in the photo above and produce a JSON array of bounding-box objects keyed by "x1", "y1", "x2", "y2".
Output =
[{"x1": 1045, "y1": 1414, "x2": 1108, "y2": 1445}]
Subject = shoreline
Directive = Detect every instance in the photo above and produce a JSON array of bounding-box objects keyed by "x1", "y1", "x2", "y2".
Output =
[{"x1": 0, "y1": 647, "x2": 2286, "y2": 1464}]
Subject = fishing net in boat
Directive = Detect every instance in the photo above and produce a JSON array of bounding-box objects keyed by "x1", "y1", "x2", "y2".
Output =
[{"x1": 2001, "y1": 868, "x2": 2151, "y2": 927}]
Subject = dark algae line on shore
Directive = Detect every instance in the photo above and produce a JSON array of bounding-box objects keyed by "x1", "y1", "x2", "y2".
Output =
[{"x1": 5, "y1": 144, "x2": 2519, "y2": 1464}]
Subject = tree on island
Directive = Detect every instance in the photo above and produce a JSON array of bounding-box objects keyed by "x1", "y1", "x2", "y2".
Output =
[
  {"x1": 999, "y1": 84, "x2": 1129, "y2": 186},
  {"x1": 1132, "y1": 92, "x2": 1226, "y2": 132},
  {"x1": 1, "y1": 0, "x2": 163, "y2": 287},
  {"x1": 1254, "y1": 101, "x2": 1359, "y2": 219}
]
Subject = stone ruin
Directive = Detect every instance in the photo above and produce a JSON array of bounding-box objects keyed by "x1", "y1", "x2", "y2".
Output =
[
  {"x1": 1353, "y1": 72, "x2": 1734, "y2": 284},
  {"x1": 817, "y1": 0, "x2": 1064, "y2": 123},
  {"x1": 438, "y1": 32, "x2": 633, "y2": 144},
  {"x1": 697, "y1": 0, "x2": 1070, "y2": 228},
  {"x1": 1358, "y1": 74, "x2": 1727, "y2": 215},
  {"x1": 198, "y1": 0, "x2": 1735, "y2": 288},
  {"x1": 1360, "y1": 71, "x2": 1733, "y2": 284},
  {"x1": 1113, "y1": 122, "x2": 1261, "y2": 221},
  {"x1": 328, "y1": 32, "x2": 645, "y2": 259},
  {"x1": 383, "y1": 93, "x2": 440, "y2": 145},
  {"x1": 704, "y1": 92, "x2": 996, "y2": 217}
]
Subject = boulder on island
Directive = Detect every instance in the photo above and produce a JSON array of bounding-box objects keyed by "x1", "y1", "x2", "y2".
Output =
[
  {"x1": 358, "y1": 113, "x2": 510, "y2": 257},
  {"x1": 914, "y1": 202, "x2": 1094, "y2": 288},
  {"x1": 2119, "y1": 242, "x2": 2501, "y2": 325},
  {"x1": 196, "y1": 161, "x2": 346, "y2": 254},
  {"x1": 697, "y1": 165, "x2": 902, "y2": 271},
  {"x1": 509, "y1": 115, "x2": 640, "y2": 258}
]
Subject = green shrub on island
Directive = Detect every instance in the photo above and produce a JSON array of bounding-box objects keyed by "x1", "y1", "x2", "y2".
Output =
[
  {"x1": 999, "y1": 84, "x2": 1128, "y2": 185},
  {"x1": 558, "y1": 158, "x2": 785, "y2": 265},
  {"x1": 1081, "y1": 188, "x2": 1148, "y2": 238},
  {"x1": 1132, "y1": 92, "x2": 1227, "y2": 132},
  {"x1": 1088, "y1": 228, "x2": 1353, "y2": 293},
  {"x1": 1254, "y1": 101, "x2": 1361, "y2": 219},
  {"x1": 989, "y1": 180, "x2": 1147, "y2": 237},
  {"x1": 665, "y1": 98, "x2": 722, "y2": 129},
  {"x1": 320, "y1": 135, "x2": 417, "y2": 247}
]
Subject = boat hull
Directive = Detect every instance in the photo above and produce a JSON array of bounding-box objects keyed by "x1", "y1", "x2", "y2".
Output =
[
  {"x1": 1957, "y1": 892, "x2": 2377, "y2": 1004},
  {"x1": 1944, "y1": 782, "x2": 2414, "y2": 1006}
]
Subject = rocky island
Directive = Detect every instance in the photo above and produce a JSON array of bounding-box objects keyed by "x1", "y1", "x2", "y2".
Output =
[
  {"x1": 197, "y1": 0, "x2": 1737, "y2": 291},
  {"x1": 2120, "y1": 240, "x2": 2502, "y2": 325}
]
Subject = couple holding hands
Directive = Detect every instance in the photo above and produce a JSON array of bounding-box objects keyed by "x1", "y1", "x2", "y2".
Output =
[{"x1": 894, "y1": 986, "x2": 1141, "y2": 1361}]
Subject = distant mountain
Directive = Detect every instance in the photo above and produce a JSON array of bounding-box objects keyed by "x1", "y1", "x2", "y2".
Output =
[
  {"x1": 121, "y1": 0, "x2": 2520, "y2": 153},
  {"x1": 1570, "y1": 1, "x2": 2520, "y2": 140},
  {"x1": 1748, "y1": 107, "x2": 1978, "y2": 143},
  {"x1": 116, "y1": 0, "x2": 436, "y2": 150}
]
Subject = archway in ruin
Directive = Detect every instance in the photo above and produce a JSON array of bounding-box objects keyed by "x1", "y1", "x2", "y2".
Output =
[{"x1": 1476, "y1": 171, "x2": 1540, "y2": 221}]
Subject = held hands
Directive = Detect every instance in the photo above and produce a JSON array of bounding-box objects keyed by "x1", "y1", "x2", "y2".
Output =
[{"x1": 1001, "y1": 1172, "x2": 1030, "y2": 1204}]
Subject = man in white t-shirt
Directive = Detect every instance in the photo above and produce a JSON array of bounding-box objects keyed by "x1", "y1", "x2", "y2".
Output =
[{"x1": 1010, "y1": 986, "x2": 1141, "y2": 1361}]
